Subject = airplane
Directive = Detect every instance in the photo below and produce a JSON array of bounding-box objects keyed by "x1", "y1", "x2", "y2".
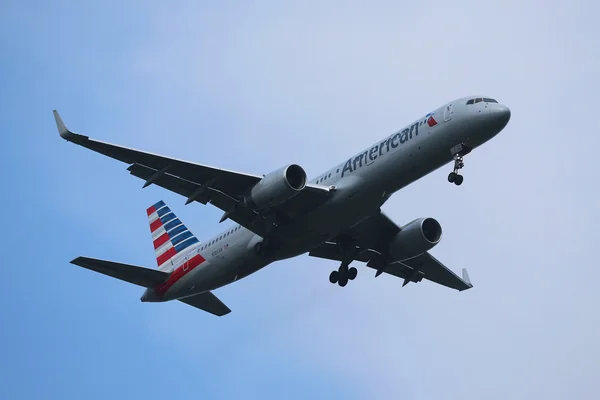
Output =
[{"x1": 54, "y1": 96, "x2": 510, "y2": 316}]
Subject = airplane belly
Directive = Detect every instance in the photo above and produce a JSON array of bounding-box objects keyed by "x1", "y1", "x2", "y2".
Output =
[
  {"x1": 168, "y1": 237, "x2": 270, "y2": 299},
  {"x1": 275, "y1": 178, "x2": 388, "y2": 254},
  {"x1": 274, "y1": 132, "x2": 458, "y2": 255}
]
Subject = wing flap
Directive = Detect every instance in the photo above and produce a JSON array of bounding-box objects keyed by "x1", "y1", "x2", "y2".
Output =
[
  {"x1": 71, "y1": 256, "x2": 170, "y2": 288},
  {"x1": 178, "y1": 292, "x2": 231, "y2": 316},
  {"x1": 308, "y1": 242, "x2": 377, "y2": 263},
  {"x1": 128, "y1": 163, "x2": 211, "y2": 204}
]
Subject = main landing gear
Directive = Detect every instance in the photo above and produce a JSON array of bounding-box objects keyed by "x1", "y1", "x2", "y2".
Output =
[
  {"x1": 329, "y1": 265, "x2": 358, "y2": 287},
  {"x1": 329, "y1": 241, "x2": 358, "y2": 287},
  {"x1": 447, "y1": 143, "x2": 471, "y2": 186}
]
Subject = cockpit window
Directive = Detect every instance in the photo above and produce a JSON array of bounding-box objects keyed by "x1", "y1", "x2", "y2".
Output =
[{"x1": 466, "y1": 97, "x2": 498, "y2": 105}]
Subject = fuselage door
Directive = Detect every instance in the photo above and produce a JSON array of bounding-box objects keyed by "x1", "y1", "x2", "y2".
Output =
[
  {"x1": 444, "y1": 103, "x2": 454, "y2": 122},
  {"x1": 182, "y1": 255, "x2": 189, "y2": 272}
]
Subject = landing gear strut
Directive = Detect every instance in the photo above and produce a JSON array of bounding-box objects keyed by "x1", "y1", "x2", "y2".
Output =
[
  {"x1": 447, "y1": 143, "x2": 471, "y2": 186},
  {"x1": 329, "y1": 240, "x2": 358, "y2": 287}
]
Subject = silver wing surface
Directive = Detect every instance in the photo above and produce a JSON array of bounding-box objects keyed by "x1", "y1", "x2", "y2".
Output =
[
  {"x1": 309, "y1": 211, "x2": 473, "y2": 291},
  {"x1": 54, "y1": 111, "x2": 331, "y2": 238}
]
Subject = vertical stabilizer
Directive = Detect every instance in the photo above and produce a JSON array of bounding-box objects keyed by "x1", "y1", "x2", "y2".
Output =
[{"x1": 146, "y1": 200, "x2": 199, "y2": 269}]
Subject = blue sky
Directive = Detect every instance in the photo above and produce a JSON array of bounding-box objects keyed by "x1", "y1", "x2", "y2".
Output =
[{"x1": 1, "y1": 1, "x2": 599, "y2": 399}]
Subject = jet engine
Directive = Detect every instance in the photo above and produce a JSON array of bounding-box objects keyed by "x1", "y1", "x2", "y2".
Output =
[
  {"x1": 388, "y1": 218, "x2": 442, "y2": 261},
  {"x1": 244, "y1": 164, "x2": 307, "y2": 209}
]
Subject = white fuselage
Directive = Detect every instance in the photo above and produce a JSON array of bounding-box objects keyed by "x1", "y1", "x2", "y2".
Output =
[{"x1": 154, "y1": 97, "x2": 510, "y2": 301}]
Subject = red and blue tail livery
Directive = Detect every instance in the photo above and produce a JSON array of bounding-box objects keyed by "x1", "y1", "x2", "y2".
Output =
[{"x1": 146, "y1": 200, "x2": 199, "y2": 269}]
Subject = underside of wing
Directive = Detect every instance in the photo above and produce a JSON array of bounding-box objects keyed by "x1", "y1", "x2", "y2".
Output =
[
  {"x1": 54, "y1": 111, "x2": 262, "y2": 196},
  {"x1": 309, "y1": 211, "x2": 473, "y2": 291},
  {"x1": 54, "y1": 111, "x2": 332, "y2": 238},
  {"x1": 393, "y1": 252, "x2": 473, "y2": 291}
]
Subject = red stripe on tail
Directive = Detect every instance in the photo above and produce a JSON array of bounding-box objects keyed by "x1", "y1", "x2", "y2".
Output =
[
  {"x1": 155, "y1": 254, "x2": 206, "y2": 297},
  {"x1": 156, "y1": 247, "x2": 177, "y2": 266},
  {"x1": 153, "y1": 233, "x2": 170, "y2": 249},
  {"x1": 150, "y1": 218, "x2": 163, "y2": 233}
]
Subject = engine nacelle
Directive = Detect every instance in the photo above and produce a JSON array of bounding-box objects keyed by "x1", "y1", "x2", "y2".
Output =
[
  {"x1": 244, "y1": 164, "x2": 307, "y2": 209},
  {"x1": 388, "y1": 218, "x2": 443, "y2": 261}
]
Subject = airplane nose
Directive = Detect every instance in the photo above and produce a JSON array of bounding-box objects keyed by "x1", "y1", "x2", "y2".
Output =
[{"x1": 489, "y1": 104, "x2": 511, "y2": 130}]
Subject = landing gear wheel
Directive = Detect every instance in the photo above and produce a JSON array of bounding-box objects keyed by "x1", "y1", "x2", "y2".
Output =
[
  {"x1": 348, "y1": 267, "x2": 358, "y2": 280},
  {"x1": 329, "y1": 270, "x2": 339, "y2": 284},
  {"x1": 448, "y1": 144, "x2": 470, "y2": 185},
  {"x1": 330, "y1": 264, "x2": 355, "y2": 286}
]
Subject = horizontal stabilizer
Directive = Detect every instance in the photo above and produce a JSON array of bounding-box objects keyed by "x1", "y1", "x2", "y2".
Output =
[
  {"x1": 71, "y1": 256, "x2": 170, "y2": 288},
  {"x1": 178, "y1": 292, "x2": 231, "y2": 317}
]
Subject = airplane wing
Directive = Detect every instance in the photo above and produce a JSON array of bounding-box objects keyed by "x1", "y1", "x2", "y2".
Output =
[
  {"x1": 178, "y1": 292, "x2": 231, "y2": 316},
  {"x1": 308, "y1": 211, "x2": 473, "y2": 291},
  {"x1": 54, "y1": 111, "x2": 331, "y2": 238}
]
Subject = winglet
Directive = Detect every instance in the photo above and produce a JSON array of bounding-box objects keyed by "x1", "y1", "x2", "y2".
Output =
[
  {"x1": 462, "y1": 268, "x2": 472, "y2": 287},
  {"x1": 53, "y1": 110, "x2": 87, "y2": 141}
]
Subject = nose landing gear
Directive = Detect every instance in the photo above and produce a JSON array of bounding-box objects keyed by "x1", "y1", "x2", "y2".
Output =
[{"x1": 448, "y1": 143, "x2": 471, "y2": 186}]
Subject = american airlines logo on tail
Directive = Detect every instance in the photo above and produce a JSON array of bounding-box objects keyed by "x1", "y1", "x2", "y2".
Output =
[{"x1": 147, "y1": 200, "x2": 199, "y2": 269}]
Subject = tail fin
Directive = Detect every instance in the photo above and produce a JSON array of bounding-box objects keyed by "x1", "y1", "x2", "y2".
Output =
[{"x1": 146, "y1": 200, "x2": 199, "y2": 269}]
